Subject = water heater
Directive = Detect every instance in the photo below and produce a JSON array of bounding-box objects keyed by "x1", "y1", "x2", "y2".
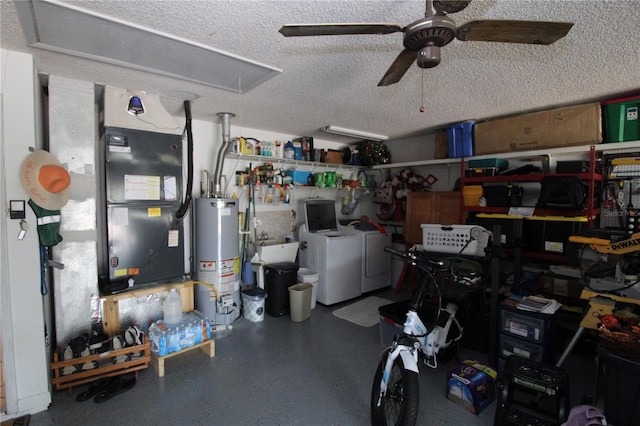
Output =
[{"x1": 193, "y1": 198, "x2": 240, "y2": 324}]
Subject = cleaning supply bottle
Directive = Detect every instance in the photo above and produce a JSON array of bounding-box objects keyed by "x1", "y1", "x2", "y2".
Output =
[
  {"x1": 283, "y1": 184, "x2": 291, "y2": 204},
  {"x1": 284, "y1": 141, "x2": 295, "y2": 159},
  {"x1": 342, "y1": 187, "x2": 352, "y2": 209},
  {"x1": 163, "y1": 288, "x2": 182, "y2": 324},
  {"x1": 266, "y1": 185, "x2": 274, "y2": 204}
]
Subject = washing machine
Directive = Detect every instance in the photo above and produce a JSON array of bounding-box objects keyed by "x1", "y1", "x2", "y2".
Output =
[
  {"x1": 340, "y1": 220, "x2": 392, "y2": 293},
  {"x1": 298, "y1": 199, "x2": 362, "y2": 305}
]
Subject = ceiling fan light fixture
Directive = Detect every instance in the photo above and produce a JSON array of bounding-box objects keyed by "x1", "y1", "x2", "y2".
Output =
[{"x1": 321, "y1": 125, "x2": 388, "y2": 141}]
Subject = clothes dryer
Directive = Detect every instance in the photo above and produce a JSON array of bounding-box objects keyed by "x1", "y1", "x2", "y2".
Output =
[{"x1": 340, "y1": 220, "x2": 392, "y2": 293}]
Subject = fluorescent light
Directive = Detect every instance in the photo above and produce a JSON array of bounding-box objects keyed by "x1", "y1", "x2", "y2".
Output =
[
  {"x1": 15, "y1": 0, "x2": 281, "y2": 94},
  {"x1": 321, "y1": 125, "x2": 388, "y2": 141}
]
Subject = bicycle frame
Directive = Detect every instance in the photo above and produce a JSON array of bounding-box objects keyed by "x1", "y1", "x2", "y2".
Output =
[{"x1": 375, "y1": 253, "x2": 464, "y2": 408}]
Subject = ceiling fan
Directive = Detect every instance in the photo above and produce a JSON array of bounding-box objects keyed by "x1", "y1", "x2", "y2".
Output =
[{"x1": 279, "y1": 0, "x2": 573, "y2": 86}]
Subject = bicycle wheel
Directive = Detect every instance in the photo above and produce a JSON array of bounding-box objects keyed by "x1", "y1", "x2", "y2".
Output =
[{"x1": 371, "y1": 348, "x2": 420, "y2": 426}]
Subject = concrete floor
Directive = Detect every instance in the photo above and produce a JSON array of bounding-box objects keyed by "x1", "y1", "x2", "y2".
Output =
[{"x1": 30, "y1": 287, "x2": 598, "y2": 426}]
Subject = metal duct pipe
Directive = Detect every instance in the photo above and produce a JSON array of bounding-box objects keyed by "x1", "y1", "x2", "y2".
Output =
[{"x1": 212, "y1": 112, "x2": 235, "y2": 198}]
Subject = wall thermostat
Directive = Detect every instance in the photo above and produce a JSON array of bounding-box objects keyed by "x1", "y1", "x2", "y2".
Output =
[{"x1": 10, "y1": 200, "x2": 26, "y2": 219}]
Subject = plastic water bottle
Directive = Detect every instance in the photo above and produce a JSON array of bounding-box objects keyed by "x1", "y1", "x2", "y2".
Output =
[{"x1": 163, "y1": 288, "x2": 182, "y2": 324}]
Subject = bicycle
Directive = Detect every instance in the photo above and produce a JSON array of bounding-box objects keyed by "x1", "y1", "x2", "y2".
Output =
[{"x1": 371, "y1": 245, "x2": 480, "y2": 426}]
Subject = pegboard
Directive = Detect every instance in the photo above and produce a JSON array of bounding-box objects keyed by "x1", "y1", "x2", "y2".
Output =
[{"x1": 600, "y1": 178, "x2": 640, "y2": 230}]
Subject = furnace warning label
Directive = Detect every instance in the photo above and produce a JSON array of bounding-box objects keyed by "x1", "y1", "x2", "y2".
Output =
[{"x1": 124, "y1": 174, "x2": 161, "y2": 200}]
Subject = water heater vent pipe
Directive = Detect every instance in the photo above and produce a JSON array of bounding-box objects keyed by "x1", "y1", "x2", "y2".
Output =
[{"x1": 212, "y1": 112, "x2": 235, "y2": 198}]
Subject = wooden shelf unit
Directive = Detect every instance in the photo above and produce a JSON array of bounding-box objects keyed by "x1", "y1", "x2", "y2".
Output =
[
  {"x1": 101, "y1": 280, "x2": 194, "y2": 336},
  {"x1": 50, "y1": 338, "x2": 151, "y2": 395}
]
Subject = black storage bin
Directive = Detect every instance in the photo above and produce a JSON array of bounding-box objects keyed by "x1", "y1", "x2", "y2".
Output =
[
  {"x1": 264, "y1": 262, "x2": 299, "y2": 317},
  {"x1": 483, "y1": 185, "x2": 523, "y2": 207},
  {"x1": 522, "y1": 217, "x2": 588, "y2": 256},
  {"x1": 600, "y1": 348, "x2": 640, "y2": 426}
]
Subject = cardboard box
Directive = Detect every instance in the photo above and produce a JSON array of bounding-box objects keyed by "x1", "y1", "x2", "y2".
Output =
[
  {"x1": 538, "y1": 273, "x2": 584, "y2": 299},
  {"x1": 474, "y1": 102, "x2": 602, "y2": 155},
  {"x1": 433, "y1": 131, "x2": 448, "y2": 159},
  {"x1": 323, "y1": 149, "x2": 344, "y2": 164},
  {"x1": 447, "y1": 360, "x2": 496, "y2": 415}
]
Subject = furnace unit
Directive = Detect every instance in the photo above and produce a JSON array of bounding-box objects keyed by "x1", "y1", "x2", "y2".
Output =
[{"x1": 100, "y1": 88, "x2": 186, "y2": 293}]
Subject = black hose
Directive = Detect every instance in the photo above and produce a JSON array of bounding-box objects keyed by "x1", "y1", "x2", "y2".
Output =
[{"x1": 176, "y1": 100, "x2": 193, "y2": 221}]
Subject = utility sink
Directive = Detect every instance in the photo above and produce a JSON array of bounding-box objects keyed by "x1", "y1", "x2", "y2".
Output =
[{"x1": 257, "y1": 241, "x2": 299, "y2": 264}]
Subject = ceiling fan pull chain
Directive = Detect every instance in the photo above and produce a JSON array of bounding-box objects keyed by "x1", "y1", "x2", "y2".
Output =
[{"x1": 420, "y1": 69, "x2": 426, "y2": 113}]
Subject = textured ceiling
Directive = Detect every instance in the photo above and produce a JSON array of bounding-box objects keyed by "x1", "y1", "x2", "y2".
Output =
[{"x1": 2, "y1": 0, "x2": 639, "y2": 143}]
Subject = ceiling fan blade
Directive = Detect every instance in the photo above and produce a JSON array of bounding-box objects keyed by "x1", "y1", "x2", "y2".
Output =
[
  {"x1": 456, "y1": 20, "x2": 573, "y2": 45},
  {"x1": 433, "y1": 1, "x2": 472, "y2": 14},
  {"x1": 279, "y1": 23, "x2": 402, "y2": 37},
  {"x1": 378, "y1": 49, "x2": 416, "y2": 87}
]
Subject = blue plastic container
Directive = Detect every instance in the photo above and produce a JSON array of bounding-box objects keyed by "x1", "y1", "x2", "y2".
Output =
[
  {"x1": 285, "y1": 170, "x2": 311, "y2": 186},
  {"x1": 447, "y1": 121, "x2": 475, "y2": 158}
]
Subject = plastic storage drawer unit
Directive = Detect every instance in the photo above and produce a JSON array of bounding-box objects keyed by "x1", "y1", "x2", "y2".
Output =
[
  {"x1": 499, "y1": 334, "x2": 545, "y2": 362},
  {"x1": 501, "y1": 310, "x2": 548, "y2": 343}
]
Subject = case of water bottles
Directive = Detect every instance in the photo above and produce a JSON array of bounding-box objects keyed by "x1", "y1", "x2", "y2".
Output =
[{"x1": 148, "y1": 312, "x2": 211, "y2": 357}]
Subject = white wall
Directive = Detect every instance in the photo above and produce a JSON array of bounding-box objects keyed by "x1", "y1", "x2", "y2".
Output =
[
  {"x1": 386, "y1": 133, "x2": 460, "y2": 192},
  {"x1": 0, "y1": 49, "x2": 51, "y2": 418}
]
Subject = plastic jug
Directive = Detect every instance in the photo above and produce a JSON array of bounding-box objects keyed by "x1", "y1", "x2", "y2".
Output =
[{"x1": 163, "y1": 288, "x2": 183, "y2": 324}]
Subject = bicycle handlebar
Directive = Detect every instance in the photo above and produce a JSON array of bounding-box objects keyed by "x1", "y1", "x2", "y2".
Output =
[
  {"x1": 384, "y1": 246, "x2": 443, "y2": 270},
  {"x1": 383, "y1": 246, "x2": 407, "y2": 258}
]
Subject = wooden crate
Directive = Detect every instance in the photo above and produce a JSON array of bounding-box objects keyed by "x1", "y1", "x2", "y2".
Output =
[
  {"x1": 50, "y1": 338, "x2": 150, "y2": 395},
  {"x1": 102, "y1": 280, "x2": 194, "y2": 336}
]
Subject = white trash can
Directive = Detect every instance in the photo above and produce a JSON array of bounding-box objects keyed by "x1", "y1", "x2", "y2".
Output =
[
  {"x1": 241, "y1": 288, "x2": 268, "y2": 322},
  {"x1": 297, "y1": 268, "x2": 319, "y2": 309}
]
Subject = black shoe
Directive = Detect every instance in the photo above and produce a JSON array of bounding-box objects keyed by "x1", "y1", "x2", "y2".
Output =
[
  {"x1": 76, "y1": 377, "x2": 121, "y2": 402},
  {"x1": 94, "y1": 377, "x2": 136, "y2": 403}
]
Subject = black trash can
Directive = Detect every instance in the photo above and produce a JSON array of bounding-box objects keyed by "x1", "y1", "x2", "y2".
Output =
[{"x1": 264, "y1": 262, "x2": 299, "y2": 317}]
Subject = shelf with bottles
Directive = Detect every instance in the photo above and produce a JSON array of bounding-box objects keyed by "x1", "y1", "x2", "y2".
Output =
[{"x1": 226, "y1": 152, "x2": 363, "y2": 172}]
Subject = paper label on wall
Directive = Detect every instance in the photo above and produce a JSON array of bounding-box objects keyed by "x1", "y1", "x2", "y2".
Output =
[
  {"x1": 148, "y1": 207, "x2": 161, "y2": 217},
  {"x1": 544, "y1": 241, "x2": 563, "y2": 253},
  {"x1": 168, "y1": 230, "x2": 179, "y2": 247},
  {"x1": 124, "y1": 174, "x2": 161, "y2": 200},
  {"x1": 112, "y1": 207, "x2": 129, "y2": 226},
  {"x1": 164, "y1": 176, "x2": 177, "y2": 201}
]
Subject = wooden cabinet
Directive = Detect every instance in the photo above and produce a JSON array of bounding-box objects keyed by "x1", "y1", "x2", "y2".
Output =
[{"x1": 403, "y1": 191, "x2": 463, "y2": 244}]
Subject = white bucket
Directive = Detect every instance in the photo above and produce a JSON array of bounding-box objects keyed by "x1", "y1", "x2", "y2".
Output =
[
  {"x1": 241, "y1": 288, "x2": 267, "y2": 322},
  {"x1": 297, "y1": 268, "x2": 319, "y2": 309}
]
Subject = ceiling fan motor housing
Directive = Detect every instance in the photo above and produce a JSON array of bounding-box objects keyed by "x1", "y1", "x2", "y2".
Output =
[
  {"x1": 403, "y1": 15, "x2": 456, "y2": 49},
  {"x1": 404, "y1": 15, "x2": 456, "y2": 68}
]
